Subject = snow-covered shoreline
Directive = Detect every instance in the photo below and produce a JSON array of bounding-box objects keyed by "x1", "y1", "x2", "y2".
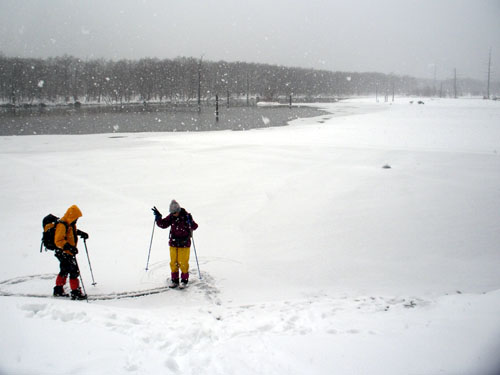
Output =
[{"x1": 1, "y1": 97, "x2": 499, "y2": 374}]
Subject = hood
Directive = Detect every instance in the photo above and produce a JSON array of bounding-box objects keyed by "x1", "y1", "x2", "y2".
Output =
[{"x1": 61, "y1": 205, "x2": 82, "y2": 224}]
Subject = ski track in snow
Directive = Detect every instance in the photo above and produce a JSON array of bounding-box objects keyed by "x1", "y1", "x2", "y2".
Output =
[{"x1": 9, "y1": 270, "x2": 434, "y2": 373}]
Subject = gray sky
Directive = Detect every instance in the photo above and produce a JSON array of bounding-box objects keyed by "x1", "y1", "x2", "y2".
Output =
[{"x1": 1, "y1": 0, "x2": 499, "y2": 80}]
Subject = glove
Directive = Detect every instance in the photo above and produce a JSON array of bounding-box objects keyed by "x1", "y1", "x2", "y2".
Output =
[
  {"x1": 63, "y1": 243, "x2": 78, "y2": 255},
  {"x1": 152, "y1": 206, "x2": 162, "y2": 220},
  {"x1": 77, "y1": 230, "x2": 89, "y2": 240}
]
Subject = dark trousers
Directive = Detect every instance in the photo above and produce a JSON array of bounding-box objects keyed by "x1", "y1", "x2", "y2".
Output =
[{"x1": 55, "y1": 251, "x2": 80, "y2": 279}]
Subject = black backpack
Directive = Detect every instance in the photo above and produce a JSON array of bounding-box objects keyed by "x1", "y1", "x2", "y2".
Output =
[{"x1": 40, "y1": 214, "x2": 67, "y2": 252}]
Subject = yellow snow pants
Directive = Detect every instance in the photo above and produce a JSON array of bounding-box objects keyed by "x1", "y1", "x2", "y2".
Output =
[{"x1": 170, "y1": 246, "x2": 190, "y2": 275}]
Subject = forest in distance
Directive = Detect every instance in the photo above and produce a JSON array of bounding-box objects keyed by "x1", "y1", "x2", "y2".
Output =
[{"x1": 1, "y1": 54, "x2": 498, "y2": 107}]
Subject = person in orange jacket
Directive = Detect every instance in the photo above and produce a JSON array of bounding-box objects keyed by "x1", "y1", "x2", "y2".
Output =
[{"x1": 53, "y1": 204, "x2": 88, "y2": 300}]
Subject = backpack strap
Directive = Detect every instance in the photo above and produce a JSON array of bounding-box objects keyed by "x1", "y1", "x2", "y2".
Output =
[{"x1": 58, "y1": 220, "x2": 69, "y2": 229}]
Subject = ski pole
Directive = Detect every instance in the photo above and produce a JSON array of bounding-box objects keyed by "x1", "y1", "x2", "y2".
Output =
[
  {"x1": 75, "y1": 257, "x2": 89, "y2": 304},
  {"x1": 191, "y1": 234, "x2": 202, "y2": 280},
  {"x1": 187, "y1": 215, "x2": 201, "y2": 279},
  {"x1": 145, "y1": 218, "x2": 156, "y2": 271},
  {"x1": 83, "y1": 239, "x2": 97, "y2": 286}
]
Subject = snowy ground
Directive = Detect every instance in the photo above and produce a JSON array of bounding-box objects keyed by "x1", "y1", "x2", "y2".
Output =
[{"x1": 1, "y1": 97, "x2": 500, "y2": 374}]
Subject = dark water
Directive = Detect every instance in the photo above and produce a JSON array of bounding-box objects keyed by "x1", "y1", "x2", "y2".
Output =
[{"x1": 0, "y1": 104, "x2": 326, "y2": 136}]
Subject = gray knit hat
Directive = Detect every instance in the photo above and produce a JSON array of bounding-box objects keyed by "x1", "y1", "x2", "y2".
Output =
[{"x1": 169, "y1": 199, "x2": 181, "y2": 213}]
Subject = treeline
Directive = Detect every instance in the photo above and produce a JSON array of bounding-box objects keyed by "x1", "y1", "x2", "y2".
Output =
[{"x1": 0, "y1": 54, "x2": 493, "y2": 105}]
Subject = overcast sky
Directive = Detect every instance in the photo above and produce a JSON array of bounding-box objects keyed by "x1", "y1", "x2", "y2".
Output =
[{"x1": 1, "y1": 0, "x2": 499, "y2": 80}]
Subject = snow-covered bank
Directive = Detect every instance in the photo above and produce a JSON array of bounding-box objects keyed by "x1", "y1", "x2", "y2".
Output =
[{"x1": 1, "y1": 97, "x2": 499, "y2": 374}]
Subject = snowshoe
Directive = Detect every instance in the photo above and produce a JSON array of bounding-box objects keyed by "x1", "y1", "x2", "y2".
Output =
[
  {"x1": 70, "y1": 288, "x2": 87, "y2": 300},
  {"x1": 53, "y1": 286, "x2": 69, "y2": 297},
  {"x1": 179, "y1": 279, "x2": 188, "y2": 289}
]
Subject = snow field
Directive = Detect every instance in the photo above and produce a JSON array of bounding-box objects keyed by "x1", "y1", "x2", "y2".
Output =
[{"x1": 1, "y1": 97, "x2": 500, "y2": 374}]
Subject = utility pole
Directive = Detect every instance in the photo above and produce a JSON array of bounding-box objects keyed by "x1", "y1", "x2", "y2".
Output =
[
  {"x1": 215, "y1": 94, "x2": 219, "y2": 122},
  {"x1": 198, "y1": 54, "x2": 204, "y2": 112},
  {"x1": 486, "y1": 48, "x2": 492, "y2": 99},
  {"x1": 246, "y1": 71, "x2": 250, "y2": 106},
  {"x1": 433, "y1": 64, "x2": 437, "y2": 96},
  {"x1": 454, "y1": 68, "x2": 457, "y2": 99}
]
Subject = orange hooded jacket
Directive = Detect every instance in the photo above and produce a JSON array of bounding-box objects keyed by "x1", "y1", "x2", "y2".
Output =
[{"x1": 54, "y1": 205, "x2": 82, "y2": 254}]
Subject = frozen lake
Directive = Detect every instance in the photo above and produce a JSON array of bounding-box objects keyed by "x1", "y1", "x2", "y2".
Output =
[{"x1": 0, "y1": 104, "x2": 325, "y2": 135}]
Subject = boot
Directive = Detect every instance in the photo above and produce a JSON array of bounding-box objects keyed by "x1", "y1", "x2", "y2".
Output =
[
  {"x1": 53, "y1": 285, "x2": 69, "y2": 297},
  {"x1": 180, "y1": 272, "x2": 189, "y2": 289},
  {"x1": 169, "y1": 278, "x2": 180, "y2": 289},
  {"x1": 70, "y1": 288, "x2": 87, "y2": 300}
]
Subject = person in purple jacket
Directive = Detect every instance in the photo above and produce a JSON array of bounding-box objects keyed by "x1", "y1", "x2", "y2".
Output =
[{"x1": 152, "y1": 200, "x2": 198, "y2": 288}]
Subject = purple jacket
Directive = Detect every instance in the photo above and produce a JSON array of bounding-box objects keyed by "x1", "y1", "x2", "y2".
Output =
[{"x1": 156, "y1": 208, "x2": 198, "y2": 248}]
